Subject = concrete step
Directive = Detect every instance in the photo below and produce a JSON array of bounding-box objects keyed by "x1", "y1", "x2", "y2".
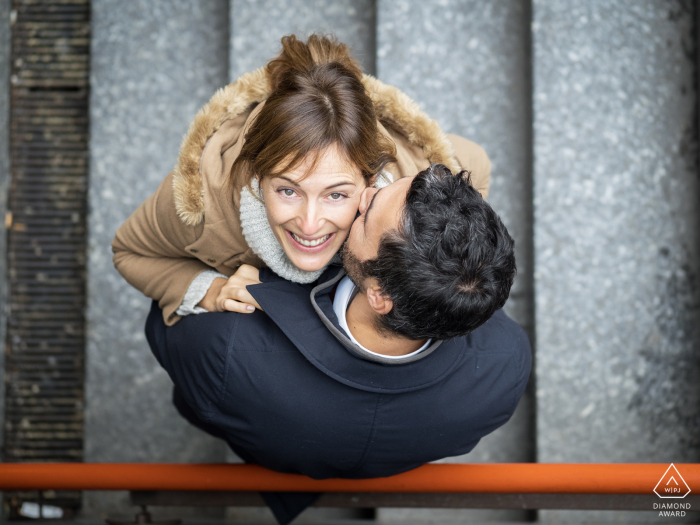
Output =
[
  {"x1": 83, "y1": 0, "x2": 231, "y2": 518},
  {"x1": 532, "y1": 0, "x2": 700, "y2": 522}
]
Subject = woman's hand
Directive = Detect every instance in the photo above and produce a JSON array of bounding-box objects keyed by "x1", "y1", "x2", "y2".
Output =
[{"x1": 197, "y1": 264, "x2": 263, "y2": 313}]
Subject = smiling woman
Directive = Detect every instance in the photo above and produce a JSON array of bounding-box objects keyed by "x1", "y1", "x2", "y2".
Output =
[{"x1": 111, "y1": 33, "x2": 492, "y2": 325}]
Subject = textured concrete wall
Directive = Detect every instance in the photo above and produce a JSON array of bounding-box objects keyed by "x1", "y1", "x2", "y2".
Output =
[
  {"x1": 85, "y1": 0, "x2": 229, "y2": 519},
  {"x1": 534, "y1": 1, "x2": 699, "y2": 523},
  {"x1": 0, "y1": 0, "x2": 9, "y2": 479},
  {"x1": 376, "y1": 1, "x2": 534, "y2": 522},
  {"x1": 230, "y1": 0, "x2": 376, "y2": 81}
]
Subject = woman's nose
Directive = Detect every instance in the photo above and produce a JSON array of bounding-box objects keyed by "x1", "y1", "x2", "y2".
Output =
[
  {"x1": 359, "y1": 187, "x2": 378, "y2": 215},
  {"x1": 297, "y1": 201, "x2": 321, "y2": 235}
]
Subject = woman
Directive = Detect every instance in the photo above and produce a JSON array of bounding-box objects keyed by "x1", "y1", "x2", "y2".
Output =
[{"x1": 113, "y1": 34, "x2": 491, "y2": 325}]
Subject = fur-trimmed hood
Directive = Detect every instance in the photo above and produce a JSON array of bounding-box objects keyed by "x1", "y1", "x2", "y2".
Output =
[{"x1": 171, "y1": 67, "x2": 462, "y2": 227}]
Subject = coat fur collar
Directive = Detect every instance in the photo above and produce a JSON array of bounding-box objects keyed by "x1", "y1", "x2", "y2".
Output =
[{"x1": 172, "y1": 68, "x2": 460, "y2": 226}]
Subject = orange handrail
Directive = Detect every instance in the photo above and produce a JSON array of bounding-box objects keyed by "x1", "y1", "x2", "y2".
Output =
[{"x1": 1, "y1": 463, "x2": 697, "y2": 494}]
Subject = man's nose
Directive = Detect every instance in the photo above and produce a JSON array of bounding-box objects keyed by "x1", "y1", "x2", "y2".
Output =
[{"x1": 359, "y1": 187, "x2": 378, "y2": 215}]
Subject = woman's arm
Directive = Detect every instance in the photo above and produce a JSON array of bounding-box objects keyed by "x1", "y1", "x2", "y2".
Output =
[{"x1": 112, "y1": 172, "x2": 214, "y2": 326}]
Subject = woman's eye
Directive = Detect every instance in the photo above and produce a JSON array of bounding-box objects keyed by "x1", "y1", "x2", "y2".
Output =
[
  {"x1": 281, "y1": 189, "x2": 296, "y2": 197},
  {"x1": 329, "y1": 192, "x2": 344, "y2": 200}
]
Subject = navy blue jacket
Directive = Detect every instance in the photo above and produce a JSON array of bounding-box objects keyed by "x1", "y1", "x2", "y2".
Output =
[{"x1": 145, "y1": 266, "x2": 531, "y2": 480}]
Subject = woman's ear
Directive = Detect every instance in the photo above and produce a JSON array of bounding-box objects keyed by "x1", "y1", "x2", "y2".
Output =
[
  {"x1": 255, "y1": 176, "x2": 265, "y2": 201},
  {"x1": 366, "y1": 283, "x2": 393, "y2": 315}
]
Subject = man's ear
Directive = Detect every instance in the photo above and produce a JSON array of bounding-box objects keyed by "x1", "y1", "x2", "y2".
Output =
[{"x1": 366, "y1": 283, "x2": 393, "y2": 315}]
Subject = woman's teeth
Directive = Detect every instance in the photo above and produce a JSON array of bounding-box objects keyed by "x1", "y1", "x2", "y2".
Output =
[{"x1": 291, "y1": 232, "x2": 330, "y2": 247}]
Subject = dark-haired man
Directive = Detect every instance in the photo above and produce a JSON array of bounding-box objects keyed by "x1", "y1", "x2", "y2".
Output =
[
  {"x1": 336, "y1": 163, "x2": 516, "y2": 356},
  {"x1": 145, "y1": 164, "x2": 531, "y2": 525}
]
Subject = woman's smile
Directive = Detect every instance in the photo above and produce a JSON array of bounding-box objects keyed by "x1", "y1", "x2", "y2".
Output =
[
  {"x1": 287, "y1": 230, "x2": 335, "y2": 251},
  {"x1": 260, "y1": 145, "x2": 365, "y2": 272}
]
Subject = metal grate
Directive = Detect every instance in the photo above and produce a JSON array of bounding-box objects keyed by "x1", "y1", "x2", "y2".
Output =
[{"x1": 3, "y1": 0, "x2": 89, "y2": 518}]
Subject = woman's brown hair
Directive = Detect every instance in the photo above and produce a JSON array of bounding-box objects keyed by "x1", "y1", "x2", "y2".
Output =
[{"x1": 231, "y1": 34, "x2": 397, "y2": 188}]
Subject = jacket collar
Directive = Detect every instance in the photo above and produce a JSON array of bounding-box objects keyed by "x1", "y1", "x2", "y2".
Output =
[
  {"x1": 308, "y1": 267, "x2": 443, "y2": 365},
  {"x1": 171, "y1": 68, "x2": 462, "y2": 227},
  {"x1": 247, "y1": 267, "x2": 466, "y2": 394}
]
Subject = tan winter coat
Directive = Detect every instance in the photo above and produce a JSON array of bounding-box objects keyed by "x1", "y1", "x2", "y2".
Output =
[{"x1": 112, "y1": 68, "x2": 492, "y2": 326}]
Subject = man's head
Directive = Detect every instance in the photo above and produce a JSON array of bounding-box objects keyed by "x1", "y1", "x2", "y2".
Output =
[{"x1": 342, "y1": 164, "x2": 516, "y2": 340}]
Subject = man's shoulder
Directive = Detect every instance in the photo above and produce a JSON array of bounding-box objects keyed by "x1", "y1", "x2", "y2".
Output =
[
  {"x1": 172, "y1": 306, "x2": 296, "y2": 356},
  {"x1": 440, "y1": 308, "x2": 532, "y2": 394},
  {"x1": 467, "y1": 309, "x2": 531, "y2": 356}
]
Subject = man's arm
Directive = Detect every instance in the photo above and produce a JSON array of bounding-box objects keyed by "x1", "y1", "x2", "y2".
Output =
[
  {"x1": 510, "y1": 322, "x2": 533, "y2": 415},
  {"x1": 145, "y1": 301, "x2": 236, "y2": 420}
]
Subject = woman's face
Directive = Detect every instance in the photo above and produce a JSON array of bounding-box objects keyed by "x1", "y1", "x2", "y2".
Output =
[{"x1": 260, "y1": 145, "x2": 366, "y2": 272}]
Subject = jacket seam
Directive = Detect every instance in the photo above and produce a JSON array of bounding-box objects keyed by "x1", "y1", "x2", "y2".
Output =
[
  {"x1": 199, "y1": 408, "x2": 216, "y2": 424},
  {"x1": 345, "y1": 394, "x2": 382, "y2": 475},
  {"x1": 217, "y1": 313, "x2": 242, "y2": 410},
  {"x1": 510, "y1": 351, "x2": 519, "y2": 416},
  {"x1": 510, "y1": 346, "x2": 529, "y2": 416}
]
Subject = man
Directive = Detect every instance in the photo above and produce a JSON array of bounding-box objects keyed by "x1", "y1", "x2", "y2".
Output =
[{"x1": 145, "y1": 164, "x2": 531, "y2": 524}]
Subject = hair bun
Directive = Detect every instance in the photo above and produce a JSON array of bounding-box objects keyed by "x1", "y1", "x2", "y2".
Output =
[{"x1": 267, "y1": 34, "x2": 363, "y2": 90}]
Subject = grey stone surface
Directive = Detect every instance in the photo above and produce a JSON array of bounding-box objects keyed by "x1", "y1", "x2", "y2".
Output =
[
  {"x1": 230, "y1": 0, "x2": 376, "y2": 81},
  {"x1": 376, "y1": 1, "x2": 533, "y2": 522},
  {"x1": 0, "y1": 0, "x2": 9, "y2": 472},
  {"x1": 85, "y1": 0, "x2": 229, "y2": 519},
  {"x1": 533, "y1": 1, "x2": 699, "y2": 523}
]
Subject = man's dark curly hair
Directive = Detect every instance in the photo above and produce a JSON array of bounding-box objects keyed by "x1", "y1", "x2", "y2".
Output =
[{"x1": 360, "y1": 163, "x2": 516, "y2": 340}]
